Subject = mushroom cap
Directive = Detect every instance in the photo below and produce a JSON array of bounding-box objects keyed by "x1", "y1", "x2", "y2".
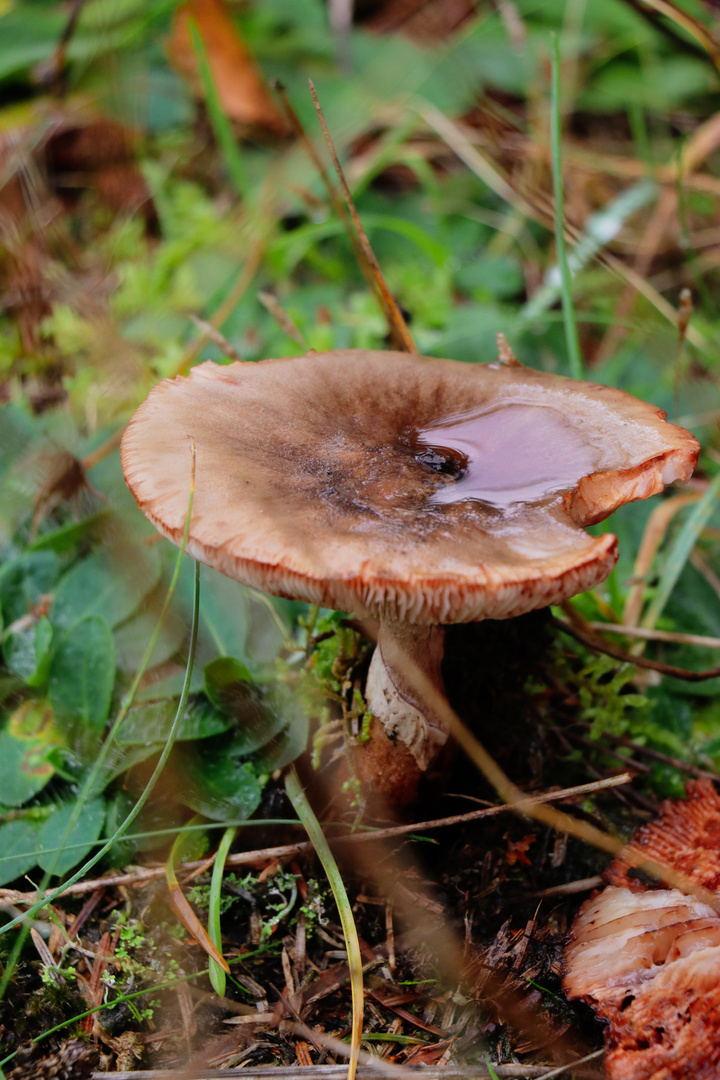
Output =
[{"x1": 121, "y1": 349, "x2": 699, "y2": 623}]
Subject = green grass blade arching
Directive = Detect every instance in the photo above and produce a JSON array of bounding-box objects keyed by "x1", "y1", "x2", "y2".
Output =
[
  {"x1": 208, "y1": 825, "x2": 238, "y2": 996},
  {"x1": 550, "y1": 32, "x2": 583, "y2": 380},
  {"x1": 284, "y1": 766, "x2": 363, "y2": 1080}
]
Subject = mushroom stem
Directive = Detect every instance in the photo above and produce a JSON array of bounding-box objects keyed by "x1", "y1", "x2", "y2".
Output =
[{"x1": 365, "y1": 621, "x2": 448, "y2": 777}]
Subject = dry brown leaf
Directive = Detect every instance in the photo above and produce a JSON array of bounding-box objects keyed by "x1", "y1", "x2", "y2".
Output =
[
  {"x1": 168, "y1": 0, "x2": 290, "y2": 136},
  {"x1": 167, "y1": 877, "x2": 230, "y2": 973}
]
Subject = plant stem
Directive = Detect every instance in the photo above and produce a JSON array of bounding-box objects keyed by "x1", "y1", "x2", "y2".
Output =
[
  {"x1": 284, "y1": 767, "x2": 363, "y2": 1080},
  {"x1": 208, "y1": 826, "x2": 237, "y2": 996},
  {"x1": 550, "y1": 32, "x2": 583, "y2": 379}
]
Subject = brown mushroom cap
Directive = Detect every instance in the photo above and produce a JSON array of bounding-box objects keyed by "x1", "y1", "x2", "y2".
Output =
[{"x1": 121, "y1": 349, "x2": 699, "y2": 623}]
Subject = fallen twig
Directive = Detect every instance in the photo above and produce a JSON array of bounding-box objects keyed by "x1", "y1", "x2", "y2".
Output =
[
  {"x1": 587, "y1": 622, "x2": 720, "y2": 650},
  {"x1": 90, "y1": 1054, "x2": 604, "y2": 1079},
  {"x1": 0, "y1": 775, "x2": 631, "y2": 904},
  {"x1": 553, "y1": 617, "x2": 720, "y2": 681}
]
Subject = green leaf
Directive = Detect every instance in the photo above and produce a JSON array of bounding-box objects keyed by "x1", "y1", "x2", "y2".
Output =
[
  {"x1": 113, "y1": 602, "x2": 186, "y2": 673},
  {"x1": 0, "y1": 819, "x2": 42, "y2": 886},
  {"x1": 51, "y1": 545, "x2": 160, "y2": 631},
  {"x1": 203, "y1": 658, "x2": 287, "y2": 754},
  {"x1": 204, "y1": 656, "x2": 253, "y2": 703},
  {"x1": 29, "y1": 511, "x2": 109, "y2": 555},
  {"x1": 174, "y1": 734, "x2": 264, "y2": 821},
  {"x1": 3, "y1": 616, "x2": 54, "y2": 687},
  {"x1": 0, "y1": 405, "x2": 34, "y2": 478},
  {"x1": 186, "y1": 563, "x2": 250, "y2": 663},
  {"x1": 183, "y1": 561, "x2": 288, "y2": 673},
  {"x1": 49, "y1": 616, "x2": 116, "y2": 749},
  {"x1": 0, "y1": 702, "x2": 58, "y2": 807},
  {"x1": 456, "y1": 255, "x2": 524, "y2": 300},
  {"x1": 0, "y1": 551, "x2": 59, "y2": 625},
  {"x1": 37, "y1": 798, "x2": 106, "y2": 877},
  {"x1": 115, "y1": 695, "x2": 233, "y2": 745},
  {"x1": 252, "y1": 686, "x2": 309, "y2": 772},
  {"x1": 134, "y1": 665, "x2": 205, "y2": 702}
]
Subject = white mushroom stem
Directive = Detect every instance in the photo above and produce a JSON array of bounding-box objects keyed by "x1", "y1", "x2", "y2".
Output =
[{"x1": 365, "y1": 622, "x2": 448, "y2": 772}]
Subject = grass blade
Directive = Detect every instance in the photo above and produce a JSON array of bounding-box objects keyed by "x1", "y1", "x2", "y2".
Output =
[
  {"x1": 284, "y1": 767, "x2": 363, "y2": 1080},
  {"x1": 208, "y1": 825, "x2": 237, "y2": 996},
  {"x1": 641, "y1": 472, "x2": 720, "y2": 631},
  {"x1": 188, "y1": 18, "x2": 248, "y2": 198},
  {"x1": 550, "y1": 32, "x2": 583, "y2": 379}
]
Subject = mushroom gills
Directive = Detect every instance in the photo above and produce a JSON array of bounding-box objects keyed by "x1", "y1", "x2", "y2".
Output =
[{"x1": 416, "y1": 401, "x2": 604, "y2": 508}]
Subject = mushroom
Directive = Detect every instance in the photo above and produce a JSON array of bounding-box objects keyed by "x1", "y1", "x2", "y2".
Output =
[
  {"x1": 563, "y1": 780, "x2": 720, "y2": 1080},
  {"x1": 121, "y1": 343, "x2": 699, "y2": 803}
]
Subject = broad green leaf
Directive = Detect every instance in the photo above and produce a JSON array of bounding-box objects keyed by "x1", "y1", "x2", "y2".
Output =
[
  {"x1": 174, "y1": 735, "x2": 264, "y2": 821},
  {"x1": 115, "y1": 695, "x2": 233, "y2": 745},
  {"x1": 0, "y1": 551, "x2": 59, "y2": 625},
  {"x1": 37, "y1": 798, "x2": 106, "y2": 877},
  {"x1": 51, "y1": 544, "x2": 160, "y2": 631},
  {"x1": 184, "y1": 563, "x2": 249, "y2": 663},
  {"x1": 203, "y1": 658, "x2": 287, "y2": 754},
  {"x1": 29, "y1": 511, "x2": 109, "y2": 555},
  {"x1": 113, "y1": 602, "x2": 186, "y2": 673},
  {"x1": 0, "y1": 819, "x2": 42, "y2": 886},
  {"x1": 252, "y1": 686, "x2": 309, "y2": 772},
  {"x1": 134, "y1": 665, "x2": 205, "y2": 702},
  {"x1": 0, "y1": 702, "x2": 59, "y2": 806},
  {"x1": 3, "y1": 616, "x2": 53, "y2": 686},
  {"x1": 456, "y1": 255, "x2": 524, "y2": 301},
  {"x1": 0, "y1": 405, "x2": 35, "y2": 478},
  {"x1": 204, "y1": 657, "x2": 253, "y2": 702},
  {"x1": 102, "y1": 789, "x2": 179, "y2": 864},
  {"x1": 580, "y1": 56, "x2": 711, "y2": 113},
  {"x1": 49, "y1": 616, "x2": 116, "y2": 748},
  {"x1": 244, "y1": 594, "x2": 288, "y2": 668},
  {"x1": 95, "y1": 744, "x2": 161, "y2": 792}
]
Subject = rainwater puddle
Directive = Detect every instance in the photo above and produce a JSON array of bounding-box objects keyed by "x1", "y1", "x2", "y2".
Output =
[{"x1": 416, "y1": 402, "x2": 602, "y2": 508}]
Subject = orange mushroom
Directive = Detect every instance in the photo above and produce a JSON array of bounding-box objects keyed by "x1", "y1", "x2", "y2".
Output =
[
  {"x1": 564, "y1": 780, "x2": 720, "y2": 1080},
  {"x1": 121, "y1": 342, "x2": 698, "y2": 803}
]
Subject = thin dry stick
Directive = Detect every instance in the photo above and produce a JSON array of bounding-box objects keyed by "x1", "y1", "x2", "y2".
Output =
[
  {"x1": 81, "y1": 427, "x2": 125, "y2": 472},
  {"x1": 420, "y1": 102, "x2": 711, "y2": 354},
  {"x1": 286, "y1": 1022, "x2": 603, "y2": 1080},
  {"x1": 257, "y1": 290, "x2": 307, "y2": 349},
  {"x1": 90, "y1": 1062, "x2": 603, "y2": 1080},
  {"x1": 371, "y1": 626, "x2": 720, "y2": 916},
  {"x1": 0, "y1": 774, "x2": 631, "y2": 905},
  {"x1": 308, "y1": 80, "x2": 418, "y2": 355},
  {"x1": 633, "y1": 0, "x2": 720, "y2": 73},
  {"x1": 272, "y1": 82, "x2": 382, "y2": 290},
  {"x1": 525, "y1": 876, "x2": 604, "y2": 900},
  {"x1": 173, "y1": 233, "x2": 265, "y2": 377},
  {"x1": 595, "y1": 729, "x2": 720, "y2": 784},
  {"x1": 189, "y1": 316, "x2": 243, "y2": 362},
  {"x1": 274, "y1": 81, "x2": 415, "y2": 352},
  {"x1": 554, "y1": 616, "x2": 720, "y2": 682},
  {"x1": 588, "y1": 622, "x2": 720, "y2": 650}
]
